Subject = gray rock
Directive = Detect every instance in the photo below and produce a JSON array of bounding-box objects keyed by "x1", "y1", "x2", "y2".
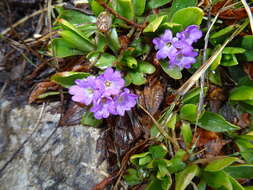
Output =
[{"x1": 0, "y1": 101, "x2": 107, "y2": 190}]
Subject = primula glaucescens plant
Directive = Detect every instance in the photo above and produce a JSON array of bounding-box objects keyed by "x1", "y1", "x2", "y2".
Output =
[
  {"x1": 153, "y1": 25, "x2": 202, "y2": 69},
  {"x1": 69, "y1": 68, "x2": 137, "y2": 119}
]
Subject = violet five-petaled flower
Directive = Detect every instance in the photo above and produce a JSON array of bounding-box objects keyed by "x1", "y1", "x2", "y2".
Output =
[
  {"x1": 152, "y1": 25, "x2": 202, "y2": 69},
  {"x1": 69, "y1": 68, "x2": 138, "y2": 119}
]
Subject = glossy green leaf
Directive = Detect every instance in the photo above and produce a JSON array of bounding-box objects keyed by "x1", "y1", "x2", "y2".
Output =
[
  {"x1": 230, "y1": 86, "x2": 253, "y2": 101},
  {"x1": 115, "y1": 0, "x2": 135, "y2": 20},
  {"x1": 229, "y1": 176, "x2": 244, "y2": 190},
  {"x1": 223, "y1": 47, "x2": 246, "y2": 54},
  {"x1": 235, "y1": 138, "x2": 253, "y2": 163},
  {"x1": 148, "y1": 0, "x2": 172, "y2": 9},
  {"x1": 58, "y1": 9, "x2": 96, "y2": 24},
  {"x1": 210, "y1": 25, "x2": 237, "y2": 39},
  {"x1": 59, "y1": 30, "x2": 95, "y2": 52},
  {"x1": 107, "y1": 28, "x2": 121, "y2": 53},
  {"x1": 90, "y1": 0, "x2": 104, "y2": 16},
  {"x1": 245, "y1": 187, "x2": 253, "y2": 190},
  {"x1": 171, "y1": 7, "x2": 204, "y2": 28},
  {"x1": 161, "y1": 61, "x2": 182, "y2": 79},
  {"x1": 139, "y1": 155, "x2": 152, "y2": 166},
  {"x1": 130, "y1": 151, "x2": 150, "y2": 165},
  {"x1": 133, "y1": 0, "x2": 146, "y2": 16},
  {"x1": 175, "y1": 164, "x2": 199, "y2": 190},
  {"x1": 203, "y1": 171, "x2": 232, "y2": 190},
  {"x1": 81, "y1": 111, "x2": 102, "y2": 127},
  {"x1": 144, "y1": 15, "x2": 166, "y2": 33},
  {"x1": 157, "y1": 163, "x2": 170, "y2": 179},
  {"x1": 168, "y1": 0, "x2": 197, "y2": 19},
  {"x1": 205, "y1": 157, "x2": 239, "y2": 172},
  {"x1": 123, "y1": 168, "x2": 142, "y2": 186},
  {"x1": 146, "y1": 176, "x2": 171, "y2": 190},
  {"x1": 51, "y1": 38, "x2": 84, "y2": 58},
  {"x1": 167, "y1": 113, "x2": 177, "y2": 130},
  {"x1": 224, "y1": 164, "x2": 253, "y2": 179},
  {"x1": 126, "y1": 72, "x2": 147, "y2": 85},
  {"x1": 149, "y1": 145, "x2": 168, "y2": 159},
  {"x1": 180, "y1": 104, "x2": 198, "y2": 122},
  {"x1": 167, "y1": 150, "x2": 187, "y2": 173},
  {"x1": 182, "y1": 87, "x2": 208, "y2": 104},
  {"x1": 198, "y1": 111, "x2": 240, "y2": 132},
  {"x1": 181, "y1": 122, "x2": 192, "y2": 147},
  {"x1": 51, "y1": 72, "x2": 90, "y2": 88},
  {"x1": 95, "y1": 53, "x2": 116, "y2": 69},
  {"x1": 221, "y1": 54, "x2": 239, "y2": 67},
  {"x1": 124, "y1": 56, "x2": 138, "y2": 69},
  {"x1": 137, "y1": 61, "x2": 156, "y2": 74},
  {"x1": 78, "y1": 24, "x2": 97, "y2": 38}
]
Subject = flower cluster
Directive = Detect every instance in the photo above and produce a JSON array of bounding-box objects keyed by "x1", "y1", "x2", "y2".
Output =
[
  {"x1": 153, "y1": 25, "x2": 202, "y2": 69},
  {"x1": 69, "y1": 68, "x2": 138, "y2": 119}
]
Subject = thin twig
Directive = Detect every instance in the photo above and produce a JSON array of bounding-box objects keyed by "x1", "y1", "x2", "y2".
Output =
[
  {"x1": 240, "y1": 0, "x2": 253, "y2": 34},
  {"x1": 1, "y1": 3, "x2": 64, "y2": 36},
  {"x1": 96, "y1": 0, "x2": 145, "y2": 29},
  {"x1": 138, "y1": 103, "x2": 180, "y2": 150}
]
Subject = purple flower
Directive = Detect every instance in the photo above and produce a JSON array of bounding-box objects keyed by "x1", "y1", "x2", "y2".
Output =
[
  {"x1": 90, "y1": 97, "x2": 115, "y2": 119},
  {"x1": 152, "y1": 25, "x2": 202, "y2": 69},
  {"x1": 113, "y1": 88, "x2": 138, "y2": 116},
  {"x1": 152, "y1": 30, "x2": 178, "y2": 60},
  {"x1": 69, "y1": 76, "x2": 104, "y2": 105},
  {"x1": 99, "y1": 68, "x2": 125, "y2": 96},
  {"x1": 176, "y1": 25, "x2": 202, "y2": 45}
]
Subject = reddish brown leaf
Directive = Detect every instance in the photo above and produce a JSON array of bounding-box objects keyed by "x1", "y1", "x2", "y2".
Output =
[
  {"x1": 244, "y1": 63, "x2": 253, "y2": 80},
  {"x1": 91, "y1": 174, "x2": 116, "y2": 190},
  {"x1": 236, "y1": 113, "x2": 251, "y2": 128},
  {"x1": 194, "y1": 128, "x2": 228, "y2": 157},
  {"x1": 28, "y1": 81, "x2": 59, "y2": 103}
]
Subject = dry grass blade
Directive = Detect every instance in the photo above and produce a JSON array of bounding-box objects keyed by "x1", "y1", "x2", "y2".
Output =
[{"x1": 240, "y1": 0, "x2": 253, "y2": 34}]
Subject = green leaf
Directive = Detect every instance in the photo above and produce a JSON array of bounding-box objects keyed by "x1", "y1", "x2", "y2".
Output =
[
  {"x1": 221, "y1": 54, "x2": 239, "y2": 67},
  {"x1": 137, "y1": 61, "x2": 156, "y2": 74},
  {"x1": 81, "y1": 111, "x2": 102, "y2": 127},
  {"x1": 144, "y1": 15, "x2": 166, "y2": 33},
  {"x1": 149, "y1": 145, "x2": 168, "y2": 159},
  {"x1": 90, "y1": 0, "x2": 104, "y2": 16},
  {"x1": 124, "y1": 56, "x2": 138, "y2": 69},
  {"x1": 167, "y1": 113, "x2": 177, "y2": 130},
  {"x1": 175, "y1": 164, "x2": 199, "y2": 190},
  {"x1": 51, "y1": 72, "x2": 90, "y2": 88},
  {"x1": 51, "y1": 38, "x2": 84, "y2": 58},
  {"x1": 148, "y1": 0, "x2": 172, "y2": 9},
  {"x1": 59, "y1": 30, "x2": 95, "y2": 52},
  {"x1": 205, "y1": 157, "x2": 239, "y2": 172},
  {"x1": 181, "y1": 122, "x2": 192, "y2": 147},
  {"x1": 130, "y1": 152, "x2": 150, "y2": 165},
  {"x1": 139, "y1": 155, "x2": 152, "y2": 166},
  {"x1": 78, "y1": 24, "x2": 97, "y2": 38},
  {"x1": 168, "y1": 0, "x2": 197, "y2": 19},
  {"x1": 245, "y1": 187, "x2": 253, "y2": 190},
  {"x1": 123, "y1": 168, "x2": 142, "y2": 186},
  {"x1": 171, "y1": 7, "x2": 204, "y2": 28},
  {"x1": 235, "y1": 138, "x2": 253, "y2": 163},
  {"x1": 37, "y1": 91, "x2": 60, "y2": 99},
  {"x1": 203, "y1": 171, "x2": 233, "y2": 190},
  {"x1": 167, "y1": 150, "x2": 186, "y2": 173},
  {"x1": 198, "y1": 111, "x2": 240, "y2": 132},
  {"x1": 229, "y1": 175, "x2": 245, "y2": 190},
  {"x1": 157, "y1": 163, "x2": 170, "y2": 179},
  {"x1": 180, "y1": 104, "x2": 198, "y2": 122},
  {"x1": 161, "y1": 61, "x2": 182, "y2": 79},
  {"x1": 126, "y1": 72, "x2": 147, "y2": 85},
  {"x1": 210, "y1": 25, "x2": 237, "y2": 39},
  {"x1": 182, "y1": 87, "x2": 208, "y2": 104},
  {"x1": 224, "y1": 164, "x2": 253, "y2": 179},
  {"x1": 95, "y1": 53, "x2": 116, "y2": 69},
  {"x1": 133, "y1": 0, "x2": 146, "y2": 16},
  {"x1": 115, "y1": 0, "x2": 135, "y2": 20},
  {"x1": 223, "y1": 47, "x2": 246, "y2": 54},
  {"x1": 146, "y1": 176, "x2": 165, "y2": 190},
  {"x1": 107, "y1": 28, "x2": 121, "y2": 53},
  {"x1": 58, "y1": 9, "x2": 96, "y2": 24},
  {"x1": 230, "y1": 86, "x2": 253, "y2": 101}
]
